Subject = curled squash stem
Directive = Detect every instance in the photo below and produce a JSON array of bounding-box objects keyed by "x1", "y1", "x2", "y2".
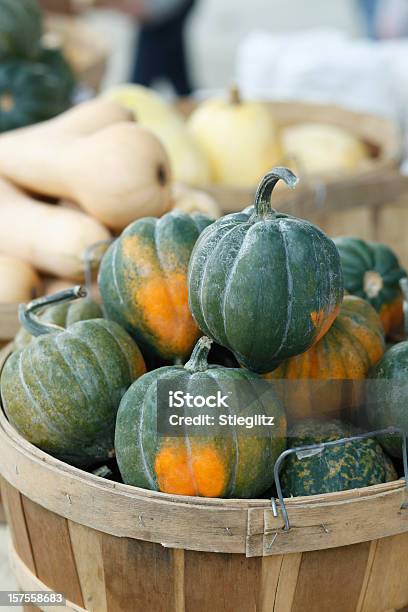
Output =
[
  {"x1": 184, "y1": 336, "x2": 213, "y2": 373},
  {"x1": 19, "y1": 285, "x2": 87, "y2": 337},
  {"x1": 254, "y1": 167, "x2": 299, "y2": 219}
]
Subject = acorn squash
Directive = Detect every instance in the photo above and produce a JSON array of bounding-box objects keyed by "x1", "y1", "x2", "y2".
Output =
[
  {"x1": 0, "y1": 59, "x2": 72, "y2": 132},
  {"x1": 334, "y1": 237, "x2": 406, "y2": 336},
  {"x1": 188, "y1": 168, "x2": 344, "y2": 373},
  {"x1": 368, "y1": 341, "x2": 408, "y2": 458},
  {"x1": 39, "y1": 47, "x2": 75, "y2": 103},
  {"x1": 0, "y1": 0, "x2": 43, "y2": 60},
  {"x1": 281, "y1": 420, "x2": 397, "y2": 497},
  {"x1": 99, "y1": 211, "x2": 214, "y2": 362},
  {"x1": 115, "y1": 337, "x2": 287, "y2": 498},
  {"x1": 267, "y1": 296, "x2": 385, "y2": 421},
  {"x1": 1, "y1": 287, "x2": 146, "y2": 466}
]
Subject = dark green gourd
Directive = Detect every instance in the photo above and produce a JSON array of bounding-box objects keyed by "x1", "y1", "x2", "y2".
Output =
[
  {"x1": 281, "y1": 420, "x2": 397, "y2": 497},
  {"x1": 1, "y1": 286, "x2": 146, "y2": 467},
  {"x1": 0, "y1": 0, "x2": 43, "y2": 60},
  {"x1": 368, "y1": 342, "x2": 408, "y2": 458},
  {"x1": 188, "y1": 167, "x2": 344, "y2": 373},
  {"x1": 0, "y1": 59, "x2": 73, "y2": 133},
  {"x1": 115, "y1": 337, "x2": 287, "y2": 498},
  {"x1": 334, "y1": 236, "x2": 406, "y2": 336}
]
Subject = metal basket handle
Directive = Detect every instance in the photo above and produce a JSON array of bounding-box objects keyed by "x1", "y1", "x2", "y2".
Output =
[{"x1": 272, "y1": 426, "x2": 408, "y2": 531}]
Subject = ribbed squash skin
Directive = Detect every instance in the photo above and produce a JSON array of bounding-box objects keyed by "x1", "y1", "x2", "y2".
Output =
[
  {"x1": 281, "y1": 420, "x2": 397, "y2": 497},
  {"x1": 266, "y1": 296, "x2": 385, "y2": 420},
  {"x1": 188, "y1": 208, "x2": 343, "y2": 373},
  {"x1": 1, "y1": 319, "x2": 146, "y2": 466},
  {"x1": 334, "y1": 237, "x2": 406, "y2": 336},
  {"x1": 0, "y1": 0, "x2": 43, "y2": 60},
  {"x1": 14, "y1": 299, "x2": 103, "y2": 350},
  {"x1": 99, "y1": 211, "x2": 214, "y2": 361},
  {"x1": 0, "y1": 59, "x2": 73, "y2": 132},
  {"x1": 115, "y1": 340, "x2": 287, "y2": 498},
  {"x1": 368, "y1": 342, "x2": 408, "y2": 458}
]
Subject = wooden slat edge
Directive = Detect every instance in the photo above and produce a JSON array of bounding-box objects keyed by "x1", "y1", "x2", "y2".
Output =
[
  {"x1": 356, "y1": 539, "x2": 378, "y2": 612},
  {"x1": 9, "y1": 541, "x2": 86, "y2": 612},
  {"x1": 173, "y1": 549, "x2": 185, "y2": 612}
]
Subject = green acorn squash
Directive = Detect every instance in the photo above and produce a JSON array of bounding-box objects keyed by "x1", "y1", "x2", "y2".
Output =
[
  {"x1": 334, "y1": 237, "x2": 406, "y2": 336},
  {"x1": 39, "y1": 47, "x2": 76, "y2": 103},
  {"x1": 0, "y1": 59, "x2": 73, "y2": 133},
  {"x1": 0, "y1": 0, "x2": 43, "y2": 60},
  {"x1": 266, "y1": 295, "x2": 385, "y2": 421},
  {"x1": 367, "y1": 341, "x2": 408, "y2": 458},
  {"x1": 188, "y1": 167, "x2": 344, "y2": 373},
  {"x1": 14, "y1": 298, "x2": 103, "y2": 351},
  {"x1": 280, "y1": 419, "x2": 397, "y2": 497},
  {"x1": 1, "y1": 286, "x2": 146, "y2": 466},
  {"x1": 115, "y1": 337, "x2": 287, "y2": 498},
  {"x1": 99, "y1": 211, "x2": 214, "y2": 362}
]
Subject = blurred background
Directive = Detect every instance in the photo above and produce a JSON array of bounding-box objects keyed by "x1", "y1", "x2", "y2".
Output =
[
  {"x1": 82, "y1": 0, "x2": 362, "y2": 91},
  {"x1": 39, "y1": 0, "x2": 408, "y2": 92}
]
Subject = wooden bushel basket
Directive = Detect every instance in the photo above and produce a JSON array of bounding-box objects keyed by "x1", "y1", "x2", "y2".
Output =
[{"x1": 0, "y1": 340, "x2": 408, "y2": 611}]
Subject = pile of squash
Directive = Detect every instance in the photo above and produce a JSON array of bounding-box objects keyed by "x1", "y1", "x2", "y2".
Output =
[
  {"x1": 1, "y1": 165, "x2": 407, "y2": 501},
  {"x1": 105, "y1": 84, "x2": 371, "y2": 188},
  {"x1": 0, "y1": 0, "x2": 74, "y2": 133},
  {"x1": 0, "y1": 97, "x2": 221, "y2": 306}
]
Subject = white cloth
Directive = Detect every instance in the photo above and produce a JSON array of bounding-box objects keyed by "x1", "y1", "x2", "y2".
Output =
[{"x1": 236, "y1": 29, "x2": 405, "y2": 119}]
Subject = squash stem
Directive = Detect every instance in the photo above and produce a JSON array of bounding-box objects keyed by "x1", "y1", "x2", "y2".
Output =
[
  {"x1": 19, "y1": 286, "x2": 87, "y2": 337},
  {"x1": 254, "y1": 167, "x2": 299, "y2": 218},
  {"x1": 184, "y1": 336, "x2": 213, "y2": 373}
]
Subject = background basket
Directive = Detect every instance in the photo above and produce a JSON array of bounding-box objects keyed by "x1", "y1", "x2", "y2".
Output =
[{"x1": 177, "y1": 100, "x2": 402, "y2": 213}]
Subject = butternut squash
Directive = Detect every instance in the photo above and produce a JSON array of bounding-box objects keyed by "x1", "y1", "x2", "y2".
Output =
[
  {"x1": 23, "y1": 98, "x2": 134, "y2": 136},
  {"x1": 105, "y1": 85, "x2": 212, "y2": 187},
  {"x1": 0, "y1": 100, "x2": 172, "y2": 230},
  {"x1": 0, "y1": 255, "x2": 42, "y2": 303},
  {"x1": 0, "y1": 177, "x2": 110, "y2": 279}
]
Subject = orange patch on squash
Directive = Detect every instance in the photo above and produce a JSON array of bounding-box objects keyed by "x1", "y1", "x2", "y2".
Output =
[
  {"x1": 137, "y1": 274, "x2": 200, "y2": 356},
  {"x1": 311, "y1": 305, "x2": 340, "y2": 343},
  {"x1": 122, "y1": 235, "x2": 200, "y2": 358},
  {"x1": 379, "y1": 295, "x2": 404, "y2": 336},
  {"x1": 154, "y1": 442, "x2": 226, "y2": 497}
]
